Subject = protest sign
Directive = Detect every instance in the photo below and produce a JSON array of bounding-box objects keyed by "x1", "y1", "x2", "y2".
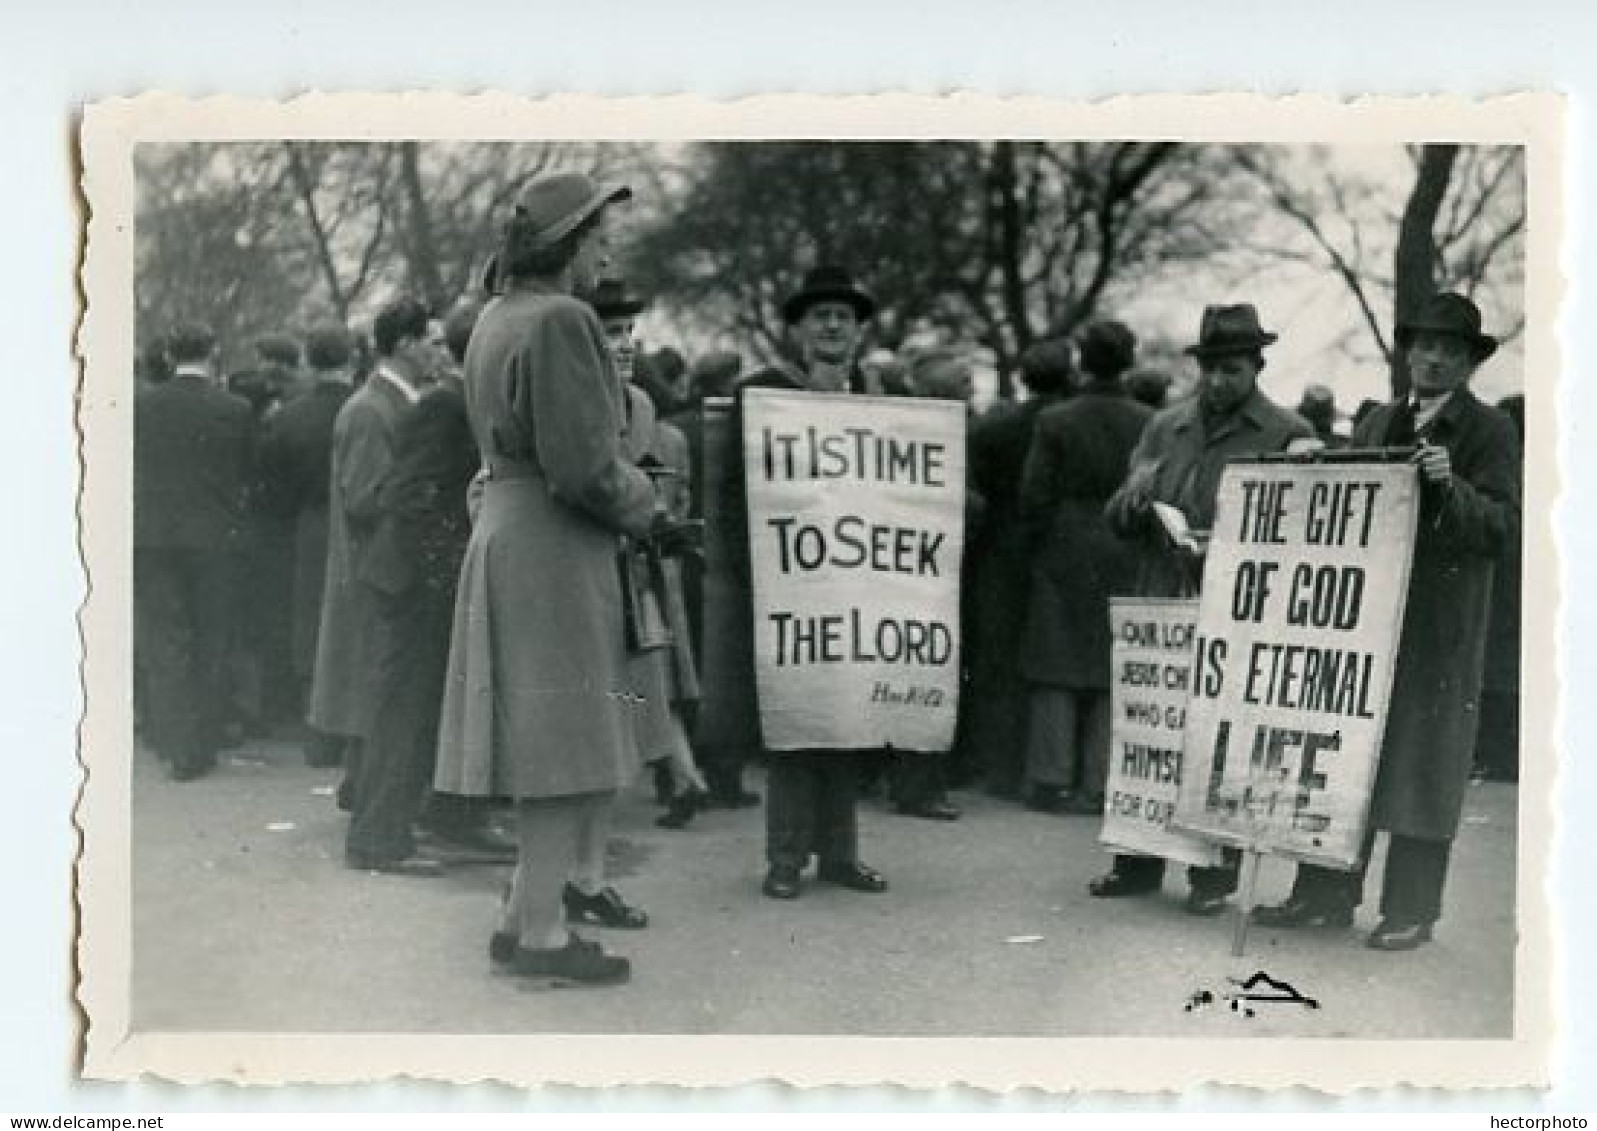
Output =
[
  {"x1": 742, "y1": 388, "x2": 966, "y2": 751},
  {"x1": 1103, "y1": 598, "x2": 1227, "y2": 868},
  {"x1": 1172, "y1": 460, "x2": 1420, "y2": 869}
]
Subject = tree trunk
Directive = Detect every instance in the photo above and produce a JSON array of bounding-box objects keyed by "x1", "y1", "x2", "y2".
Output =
[
  {"x1": 397, "y1": 142, "x2": 448, "y2": 312},
  {"x1": 987, "y1": 141, "x2": 1029, "y2": 400},
  {"x1": 1391, "y1": 144, "x2": 1459, "y2": 397},
  {"x1": 283, "y1": 144, "x2": 349, "y2": 324}
]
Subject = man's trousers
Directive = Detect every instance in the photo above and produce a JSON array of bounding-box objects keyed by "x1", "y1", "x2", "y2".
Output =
[
  {"x1": 765, "y1": 752, "x2": 861, "y2": 872},
  {"x1": 134, "y1": 548, "x2": 237, "y2": 772},
  {"x1": 345, "y1": 582, "x2": 453, "y2": 866}
]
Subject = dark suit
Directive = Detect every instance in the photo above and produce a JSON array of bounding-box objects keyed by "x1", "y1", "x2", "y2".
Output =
[
  {"x1": 134, "y1": 370, "x2": 255, "y2": 772},
  {"x1": 346, "y1": 382, "x2": 479, "y2": 865},
  {"x1": 964, "y1": 393, "x2": 1066, "y2": 794},
  {"x1": 1018, "y1": 383, "x2": 1152, "y2": 798}
]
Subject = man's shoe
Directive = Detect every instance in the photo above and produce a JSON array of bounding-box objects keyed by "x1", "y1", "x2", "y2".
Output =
[
  {"x1": 417, "y1": 824, "x2": 518, "y2": 865},
  {"x1": 563, "y1": 883, "x2": 648, "y2": 929},
  {"x1": 1184, "y1": 889, "x2": 1232, "y2": 917},
  {"x1": 655, "y1": 788, "x2": 704, "y2": 830},
  {"x1": 1088, "y1": 870, "x2": 1159, "y2": 898},
  {"x1": 1025, "y1": 785, "x2": 1065, "y2": 813},
  {"x1": 489, "y1": 930, "x2": 518, "y2": 966},
  {"x1": 816, "y1": 860, "x2": 889, "y2": 893},
  {"x1": 303, "y1": 734, "x2": 345, "y2": 768},
  {"x1": 1366, "y1": 919, "x2": 1434, "y2": 951},
  {"x1": 896, "y1": 798, "x2": 962, "y2": 821},
  {"x1": 762, "y1": 867, "x2": 802, "y2": 900},
  {"x1": 511, "y1": 935, "x2": 630, "y2": 986},
  {"x1": 347, "y1": 852, "x2": 446, "y2": 878},
  {"x1": 1061, "y1": 792, "x2": 1106, "y2": 816},
  {"x1": 1253, "y1": 897, "x2": 1355, "y2": 929}
]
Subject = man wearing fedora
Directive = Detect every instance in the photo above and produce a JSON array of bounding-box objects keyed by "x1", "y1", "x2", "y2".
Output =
[
  {"x1": 1095, "y1": 303, "x2": 1315, "y2": 915},
  {"x1": 725, "y1": 266, "x2": 891, "y2": 900},
  {"x1": 1253, "y1": 292, "x2": 1521, "y2": 951}
]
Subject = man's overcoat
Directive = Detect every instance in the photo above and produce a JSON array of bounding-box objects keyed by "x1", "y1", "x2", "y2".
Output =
[
  {"x1": 1018, "y1": 383, "x2": 1151, "y2": 689},
  {"x1": 1355, "y1": 389, "x2": 1521, "y2": 841},
  {"x1": 306, "y1": 374, "x2": 411, "y2": 738}
]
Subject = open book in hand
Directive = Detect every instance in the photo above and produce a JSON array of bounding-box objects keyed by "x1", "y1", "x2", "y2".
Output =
[{"x1": 1152, "y1": 501, "x2": 1209, "y2": 556}]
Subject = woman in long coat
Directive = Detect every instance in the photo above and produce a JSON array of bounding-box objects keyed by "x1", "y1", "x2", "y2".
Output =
[
  {"x1": 593, "y1": 278, "x2": 707, "y2": 832},
  {"x1": 434, "y1": 174, "x2": 658, "y2": 986},
  {"x1": 1017, "y1": 321, "x2": 1150, "y2": 813}
]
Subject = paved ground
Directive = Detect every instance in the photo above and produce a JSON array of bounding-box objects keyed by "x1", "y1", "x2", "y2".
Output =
[{"x1": 131, "y1": 736, "x2": 1517, "y2": 1038}]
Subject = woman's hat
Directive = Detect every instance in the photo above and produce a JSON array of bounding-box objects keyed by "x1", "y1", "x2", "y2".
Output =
[
  {"x1": 513, "y1": 172, "x2": 632, "y2": 252},
  {"x1": 589, "y1": 278, "x2": 646, "y2": 319},
  {"x1": 1395, "y1": 292, "x2": 1498, "y2": 362},
  {"x1": 781, "y1": 265, "x2": 877, "y2": 325},
  {"x1": 1184, "y1": 304, "x2": 1279, "y2": 358}
]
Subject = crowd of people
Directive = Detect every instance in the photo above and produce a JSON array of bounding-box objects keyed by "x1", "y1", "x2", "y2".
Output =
[{"x1": 133, "y1": 170, "x2": 1524, "y2": 987}]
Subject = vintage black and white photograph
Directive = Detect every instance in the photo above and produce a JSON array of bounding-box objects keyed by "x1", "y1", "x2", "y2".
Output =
[{"x1": 75, "y1": 94, "x2": 1560, "y2": 1089}]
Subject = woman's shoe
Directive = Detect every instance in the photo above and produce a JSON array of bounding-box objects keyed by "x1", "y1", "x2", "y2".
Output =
[
  {"x1": 563, "y1": 882, "x2": 649, "y2": 929},
  {"x1": 511, "y1": 935, "x2": 630, "y2": 986},
  {"x1": 655, "y1": 788, "x2": 704, "y2": 829}
]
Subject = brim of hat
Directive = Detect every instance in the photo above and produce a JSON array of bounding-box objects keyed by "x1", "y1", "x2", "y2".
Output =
[
  {"x1": 781, "y1": 287, "x2": 877, "y2": 324},
  {"x1": 1394, "y1": 321, "x2": 1499, "y2": 361},
  {"x1": 532, "y1": 182, "x2": 633, "y2": 251},
  {"x1": 1184, "y1": 333, "x2": 1278, "y2": 357}
]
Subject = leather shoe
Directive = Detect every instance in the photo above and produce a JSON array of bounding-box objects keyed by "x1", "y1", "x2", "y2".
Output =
[
  {"x1": 563, "y1": 883, "x2": 648, "y2": 928},
  {"x1": 346, "y1": 852, "x2": 446, "y2": 878},
  {"x1": 489, "y1": 930, "x2": 518, "y2": 966},
  {"x1": 417, "y1": 825, "x2": 518, "y2": 865},
  {"x1": 1366, "y1": 919, "x2": 1434, "y2": 951},
  {"x1": 1252, "y1": 897, "x2": 1354, "y2": 929},
  {"x1": 896, "y1": 798, "x2": 962, "y2": 821},
  {"x1": 511, "y1": 935, "x2": 630, "y2": 986},
  {"x1": 762, "y1": 867, "x2": 801, "y2": 900},
  {"x1": 1088, "y1": 870, "x2": 1160, "y2": 898},
  {"x1": 1025, "y1": 785, "x2": 1064, "y2": 813},
  {"x1": 656, "y1": 788, "x2": 704, "y2": 830},
  {"x1": 816, "y1": 861, "x2": 888, "y2": 893},
  {"x1": 1185, "y1": 889, "x2": 1232, "y2": 917},
  {"x1": 1061, "y1": 792, "x2": 1105, "y2": 816}
]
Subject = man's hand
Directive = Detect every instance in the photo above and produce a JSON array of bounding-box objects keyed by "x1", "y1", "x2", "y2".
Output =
[
  {"x1": 1413, "y1": 440, "x2": 1453, "y2": 489},
  {"x1": 649, "y1": 513, "x2": 704, "y2": 558},
  {"x1": 1119, "y1": 461, "x2": 1160, "y2": 511}
]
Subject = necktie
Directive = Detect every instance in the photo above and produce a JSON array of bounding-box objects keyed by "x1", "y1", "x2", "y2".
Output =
[{"x1": 1386, "y1": 398, "x2": 1417, "y2": 447}]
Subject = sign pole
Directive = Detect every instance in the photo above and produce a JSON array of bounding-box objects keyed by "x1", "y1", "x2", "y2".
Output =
[{"x1": 1232, "y1": 847, "x2": 1264, "y2": 958}]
